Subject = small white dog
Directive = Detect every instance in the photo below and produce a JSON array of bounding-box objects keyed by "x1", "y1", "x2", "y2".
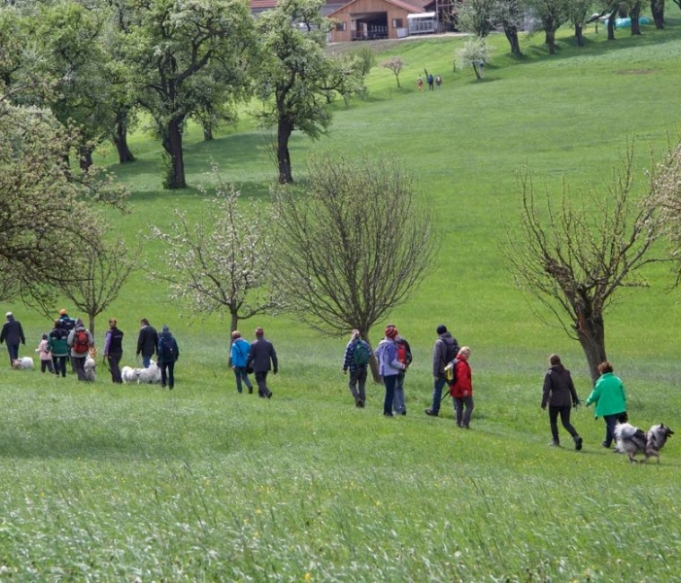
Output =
[
  {"x1": 83, "y1": 356, "x2": 97, "y2": 382},
  {"x1": 137, "y1": 362, "x2": 162, "y2": 384},
  {"x1": 12, "y1": 357, "x2": 34, "y2": 370},
  {"x1": 121, "y1": 366, "x2": 139, "y2": 384}
]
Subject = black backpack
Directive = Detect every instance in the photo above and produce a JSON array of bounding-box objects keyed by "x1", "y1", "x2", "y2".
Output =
[{"x1": 161, "y1": 336, "x2": 176, "y2": 360}]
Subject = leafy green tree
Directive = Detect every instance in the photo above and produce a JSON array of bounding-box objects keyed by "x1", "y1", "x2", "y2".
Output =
[
  {"x1": 123, "y1": 0, "x2": 254, "y2": 189},
  {"x1": 252, "y1": 0, "x2": 365, "y2": 184},
  {"x1": 527, "y1": 0, "x2": 568, "y2": 54},
  {"x1": 458, "y1": 36, "x2": 490, "y2": 80},
  {"x1": 650, "y1": 0, "x2": 665, "y2": 28},
  {"x1": 567, "y1": 0, "x2": 592, "y2": 46}
]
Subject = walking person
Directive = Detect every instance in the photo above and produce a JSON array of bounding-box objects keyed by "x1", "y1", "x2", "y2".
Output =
[
  {"x1": 0, "y1": 312, "x2": 25, "y2": 366},
  {"x1": 449, "y1": 347, "x2": 474, "y2": 428},
  {"x1": 103, "y1": 318, "x2": 124, "y2": 384},
  {"x1": 35, "y1": 333, "x2": 55, "y2": 374},
  {"x1": 136, "y1": 318, "x2": 158, "y2": 368},
  {"x1": 375, "y1": 326, "x2": 406, "y2": 417},
  {"x1": 425, "y1": 324, "x2": 459, "y2": 417},
  {"x1": 48, "y1": 320, "x2": 69, "y2": 378},
  {"x1": 392, "y1": 326, "x2": 412, "y2": 415},
  {"x1": 342, "y1": 330, "x2": 372, "y2": 408},
  {"x1": 67, "y1": 319, "x2": 94, "y2": 381},
  {"x1": 541, "y1": 354, "x2": 583, "y2": 450},
  {"x1": 230, "y1": 330, "x2": 254, "y2": 394},
  {"x1": 585, "y1": 361, "x2": 627, "y2": 450},
  {"x1": 157, "y1": 325, "x2": 179, "y2": 390},
  {"x1": 247, "y1": 327, "x2": 277, "y2": 399}
]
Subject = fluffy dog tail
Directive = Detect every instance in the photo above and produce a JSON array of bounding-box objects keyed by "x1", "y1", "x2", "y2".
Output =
[{"x1": 615, "y1": 422, "x2": 643, "y2": 441}]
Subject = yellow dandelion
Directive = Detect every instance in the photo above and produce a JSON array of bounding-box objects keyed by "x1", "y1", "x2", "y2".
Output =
[{"x1": 304, "y1": 573, "x2": 312, "y2": 581}]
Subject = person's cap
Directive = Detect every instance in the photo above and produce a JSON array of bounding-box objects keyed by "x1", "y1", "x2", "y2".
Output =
[
  {"x1": 436, "y1": 324, "x2": 447, "y2": 335},
  {"x1": 255, "y1": 327, "x2": 264, "y2": 336},
  {"x1": 60, "y1": 309, "x2": 67, "y2": 315},
  {"x1": 385, "y1": 326, "x2": 398, "y2": 339},
  {"x1": 5, "y1": 312, "x2": 12, "y2": 317}
]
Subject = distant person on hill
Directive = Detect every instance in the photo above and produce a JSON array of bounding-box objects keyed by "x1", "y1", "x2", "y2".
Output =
[
  {"x1": 449, "y1": 346, "x2": 474, "y2": 428},
  {"x1": 427, "y1": 73, "x2": 434, "y2": 90},
  {"x1": 247, "y1": 327, "x2": 277, "y2": 399},
  {"x1": 417, "y1": 75, "x2": 423, "y2": 91},
  {"x1": 136, "y1": 318, "x2": 159, "y2": 368},
  {"x1": 231, "y1": 330, "x2": 254, "y2": 394},
  {"x1": 67, "y1": 319, "x2": 94, "y2": 381},
  {"x1": 375, "y1": 325, "x2": 406, "y2": 417},
  {"x1": 425, "y1": 324, "x2": 459, "y2": 417},
  {"x1": 435, "y1": 74, "x2": 442, "y2": 88},
  {"x1": 541, "y1": 354, "x2": 583, "y2": 450},
  {"x1": 35, "y1": 333, "x2": 54, "y2": 374},
  {"x1": 388, "y1": 324, "x2": 412, "y2": 416},
  {"x1": 48, "y1": 320, "x2": 69, "y2": 378},
  {"x1": 0, "y1": 312, "x2": 25, "y2": 366},
  {"x1": 585, "y1": 361, "x2": 627, "y2": 450},
  {"x1": 342, "y1": 329, "x2": 372, "y2": 408},
  {"x1": 103, "y1": 318, "x2": 124, "y2": 384},
  {"x1": 157, "y1": 325, "x2": 180, "y2": 390}
]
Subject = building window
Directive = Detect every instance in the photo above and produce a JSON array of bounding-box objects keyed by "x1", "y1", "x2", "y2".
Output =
[
  {"x1": 392, "y1": 18, "x2": 403, "y2": 28},
  {"x1": 336, "y1": 21, "x2": 347, "y2": 31}
]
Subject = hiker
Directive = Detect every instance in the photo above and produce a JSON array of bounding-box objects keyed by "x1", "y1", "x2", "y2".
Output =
[
  {"x1": 47, "y1": 320, "x2": 69, "y2": 378},
  {"x1": 35, "y1": 333, "x2": 54, "y2": 374},
  {"x1": 449, "y1": 346, "x2": 474, "y2": 428},
  {"x1": 0, "y1": 312, "x2": 25, "y2": 366},
  {"x1": 67, "y1": 319, "x2": 94, "y2": 381},
  {"x1": 58, "y1": 309, "x2": 76, "y2": 333},
  {"x1": 247, "y1": 327, "x2": 277, "y2": 399},
  {"x1": 541, "y1": 354, "x2": 583, "y2": 450},
  {"x1": 375, "y1": 325, "x2": 406, "y2": 417},
  {"x1": 157, "y1": 325, "x2": 180, "y2": 390},
  {"x1": 425, "y1": 324, "x2": 459, "y2": 417},
  {"x1": 103, "y1": 318, "x2": 124, "y2": 384},
  {"x1": 435, "y1": 74, "x2": 442, "y2": 88},
  {"x1": 342, "y1": 329, "x2": 372, "y2": 408},
  {"x1": 417, "y1": 75, "x2": 423, "y2": 91},
  {"x1": 136, "y1": 318, "x2": 159, "y2": 368},
  {"x1": 427, "y1": 73, "x2": 434, "y2": 90},
  {"x1": 585, "y1": 361, "x2": 627, "y2": 450},
  {"x1": 390, "y1": 324, "x2": 412, "y2": 415},
  {"x1": 231, "y1": 330, "x2": 254, "y2": 394}
]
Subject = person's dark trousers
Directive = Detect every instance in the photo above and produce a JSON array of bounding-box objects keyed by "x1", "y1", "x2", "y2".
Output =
[
  {"x1": 161, "y1": 361, "x2": 175, "y2": 389},
  {"x1": 430, "y1": 375, "x2": 447, "y2": 413},
  {"x1": 454, "y1": 396, "x2": 474, "y2": 427},
  {"x1": 234, "y1": 366, "x2": 253, "y2": 393},
  {"x1": 73, "y1": 356, "x2": 87, "y2": 381},
  {"x1": 349, "y1": 366, "x2": 368, "y2": 405},
  {"x1": 53, "y1": 356, "x2": 67, "y2": 377},
  {"x1": 40, "y1": 360, "x2": 54, "y2": 373},
  {"x1": 549, "y1": 405, "x2": 579, "y2": 444},
  {"x1": 7, "y1": 343, "x2": 19, "y2": 365},
  {"x1": 383, "y1": 374, "x2": 397, "y2": 416},
  {"x1": 108, "y1": 352, "x2": 123, "y2": 383},
  {"x1": 603, "y1": 413, "x2": 620, "y2": 448},
  {"x1": 255, "y1": 371, "x2": 271, "y2": 398}
]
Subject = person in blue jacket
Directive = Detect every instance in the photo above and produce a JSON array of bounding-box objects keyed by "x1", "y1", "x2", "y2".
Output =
[
  {"x1": 230, "y1": 330, "x2": 254, "y2": 394},
  {"x1": 375, "y1": 325, "x2": 407, "y2": 417}
]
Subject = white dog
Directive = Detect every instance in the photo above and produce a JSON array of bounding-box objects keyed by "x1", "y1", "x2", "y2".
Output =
[
  {"x1": 83, "y1": 356, "x2": 97, "y2": 382},
  {"x1": 137, "y1": 362, "x2": 162, "y2": 384},
  {"x1": 121, "y1": 366, "x2": 140, "y2": 384},
  {"x1": 12, "y1": 356, "x2": 34, "y2": 370}
]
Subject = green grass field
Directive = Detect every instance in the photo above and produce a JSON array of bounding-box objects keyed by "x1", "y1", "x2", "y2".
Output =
[{"x1": 2, "y1": 20, "x2": 681, "y2": 581}]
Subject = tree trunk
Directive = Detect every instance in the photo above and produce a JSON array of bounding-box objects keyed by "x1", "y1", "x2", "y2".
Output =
[
  {"x1": 607, "y1": 7, "x2": 618, "y2": 40},
  {"x1": 228, "y1": 310, "x2": 239, "y2": 367},
  {"x1": 472, "y1": 63, "x2": 482, "y2": 80},
  {"x1": 575, "y1": 23, "x2": 585, "y2": 47},
  {"x1": 88, "y1": 313, "x2": 96, "y2": 339},
  {"x1": 203, "y1": 124, "x2": 214, "y2": 141},
  {"x1": 651, "y1": 0, "x2": 664, "y2": 28},
  {"x1": 164, "y1": 117, "x2": 186, "y2": 189},
  {"x1": 631, "y1": 3, "x2": 642, "y2": 34},
  {"x1": 575, "y1": 310, "x2": 607, "y2": 384},
  {"x1": 277, "y1": 116, "x2": 294, "y2": 184},
  {"x1": 361, "y1": 331, "x2": 381, "y2": 384},
  {"x1": 545, "y1": 30, "x2": 556, "y2": 54},
  {"x1": 79, "y1": 146, "x2": 93, "y2": 172},
  {"x1": 114, "y1": 116, "x2": 135, "y2": 164},
  {"x1": 504, "y1": 26, "x2": 522, "y2": 55},
  {"x1": 395, "y1": 73, "x2": 401, "y2": 88}
]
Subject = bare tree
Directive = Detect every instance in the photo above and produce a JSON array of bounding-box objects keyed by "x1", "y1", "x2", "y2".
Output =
[
  {"x1": 504, "y1": 150, "x2": 661, "y2": 382},
  {"x1": 149, "y1": 176, "x2": 283, "y2": 337},
  {"x1": 381, "y1": 57, "x2": 405, "y2": 88},
  {"x1": 273, "y1": 157, "x2": 438, "y2": 381}
]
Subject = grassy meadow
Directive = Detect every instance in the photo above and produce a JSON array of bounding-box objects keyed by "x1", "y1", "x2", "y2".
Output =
[{"x1": 2, "y1": 19, "x2": 681, "y2": 581}]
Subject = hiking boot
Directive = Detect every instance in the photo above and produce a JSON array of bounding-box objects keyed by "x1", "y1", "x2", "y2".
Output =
[
  {"x1": 400, "y1": 410, "x2": 407, "y2": 416},
  {"x1": 383, "y1": 412, "x2": 393, "y2": 417},
  {"x1": 548, "y1": 441, "x2": 560, "y2": 447},
  {"x1": 424, "y1": 408, "x2": 439, "y2": 417},
  {"x1": 248, "y1": 388, "x2": 253, "y2": 394},
  {"x1": 267, "y1": 392, "x2": 272, "y2": 399},
  {"x1": 575, "y1": 436, "x2": 583, "y2": 451}
]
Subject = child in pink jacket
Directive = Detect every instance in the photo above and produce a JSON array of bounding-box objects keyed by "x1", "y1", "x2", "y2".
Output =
[{"x1": 36, "y1": 333, "x2": 54, "y2": 373}]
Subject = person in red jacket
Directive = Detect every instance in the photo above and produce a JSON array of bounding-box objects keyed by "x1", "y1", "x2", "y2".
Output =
[{"x1": 449, "y1": 346, "x2": 474, "y2": 428}]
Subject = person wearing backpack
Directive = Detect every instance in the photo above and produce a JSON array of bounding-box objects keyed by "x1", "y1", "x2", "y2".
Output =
[
  {"x1": 247, "y1": 327, "x2": 277, "y2": 399},
  {"x1": 103, "y1": 318, "x2": 124, "y2": 384},
  {"x1": 67, "y1": 319, "x2": 94, "y2": 381},
  {"x1": 48, "y1": 320, "x2": 69, "y2": 378},
  {"x1": 449, "y1": 347, "x2": 474, "y2": 428},
  {"x1": 391, "y1": 326, "x2": 412, "y2": 416},
  {"x1": 342, "y1": 330, "x2": 372, "y2": 408},
  {"x1": 375, "y1": 325, "x2": 407, "y2": 417},
  {"x1": 425, "y1": 324, "x2": 459, "y2": 417},
  {"x1": 231, "y1": 330, "x2": 254, "y2": 394},
  {"x1": 157, "y1": 325, "x2": 180, "y2": 389}
]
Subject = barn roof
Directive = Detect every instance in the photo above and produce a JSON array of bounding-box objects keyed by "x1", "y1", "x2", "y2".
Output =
[{"x1": 328, "y1": 0, "x2": 427, "y2": 18}]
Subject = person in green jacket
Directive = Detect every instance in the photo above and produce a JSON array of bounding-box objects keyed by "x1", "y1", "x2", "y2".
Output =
[{"x1": 585, "y1": 361, "x2": 627, "y2": 450}]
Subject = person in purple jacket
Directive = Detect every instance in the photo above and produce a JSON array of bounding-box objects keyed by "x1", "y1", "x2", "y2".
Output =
[{"x1": 374, "y1": 325, "x2": 407, "y2": 417}]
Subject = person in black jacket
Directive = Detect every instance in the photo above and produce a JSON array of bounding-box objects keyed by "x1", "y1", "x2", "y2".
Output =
[
  {"x1": 247, "y1": 327, "x2": 278, "y2": 399},
  {"x1": 541, "y1": 354, "x2": 583, "y2": 450},
  {"x1": 157, "y1": 326, "x2": 179, "y2": 390},
  {"x1": 0, "y1": 312, "x2": 25, "y2": 366},
  {"x1": 136, "y1": 318, "x2": 158, "y2": 368},
  {"x1": 104, "y1": 318, "x2": 124, "y2": 384}
]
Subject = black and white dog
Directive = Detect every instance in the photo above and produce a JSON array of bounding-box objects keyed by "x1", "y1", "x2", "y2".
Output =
[{"x1": 614, "y1": 421, "x2": 674, "y2": 463}]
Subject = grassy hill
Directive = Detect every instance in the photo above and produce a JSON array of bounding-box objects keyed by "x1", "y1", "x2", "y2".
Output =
[{"x1": 2, "y1": 20, "x2": 681, "y2": 580}]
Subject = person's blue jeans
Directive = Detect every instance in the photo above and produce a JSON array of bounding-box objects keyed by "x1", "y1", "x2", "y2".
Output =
[
  {"x1": 393, "y1": 372, "x2": 406, "y2": 414},
  {"x1": 430, "y1": 374, "x2": 447, "y2": 412},
  {"x1": 142, "y1": 355, "x2": 152, "y2": 368},
  {"x1": 234, "y1": 366, "x2": 253, "y2": 393},
  {"x1": 603, "y1": 413, "x2": 622, "y2": 448},
  {"x1": 383, "y1": 374, "x2": 397, "y2": 415}
]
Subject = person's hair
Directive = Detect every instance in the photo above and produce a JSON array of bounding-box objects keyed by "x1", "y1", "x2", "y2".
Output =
[
  {"x1": 436, "y1": 324, "x2": 447, "y2": 335},
  {"x1": 549, "y1": 354, "x2": 561, "y2": 366},
  {"x1": 255, "y1": 327, "x2": 264, "y2": 337},
  {"x1": 54, "y1": 319, "x2": 61, "y2": 328},
  {"x1": 109, "y1": 318, "x2": 117, "y2": 327},
  {"x1": 42, "y1": 333, "x2": 48, "y2": 340},
  {"x1": 351, "y1": 329, "x2": 360, "y2": 341},
  {"x1": 232, "y1": 330, "x2": 241, "y2": 339},
  {"x1": 141, "y1": 318, "x2": 149, "y2": 326},
  {"x1": 598, "y1": 361, "x2": 613, "y2": 374},
  {"x1": 458, "y1": 346, "x2": 471, "y2": 357}
]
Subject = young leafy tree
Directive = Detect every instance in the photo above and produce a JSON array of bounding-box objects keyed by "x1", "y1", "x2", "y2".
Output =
[
  {"x1": 252, "y1": 0, "x2": 365, "y2": 184},
  {"x1": 273, "y1": 156, "x2": 438, "y2": 381},
  {"x1": 458, "y1": 36, "x2": 490, "y2": 80},
  {"x1": 504, "y1": 151, "x2": 661, "y2": 382},
  {"x1": 148, "y1": 175, "x2": 283, "y2": 334},
  {"x1": 123, "y1": 0, "x2": 254, "y2": 189},
  {"x1": 381, "y1": 56, "x2": 405, "y2": 88},
  {"x1": 457, "y1": 0, "x2": 496, "y2": 37}
]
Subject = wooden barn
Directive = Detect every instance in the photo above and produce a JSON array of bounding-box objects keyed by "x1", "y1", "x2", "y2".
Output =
[{"x1": 328, "y1": 0, "x2": 429, "y2": 42}]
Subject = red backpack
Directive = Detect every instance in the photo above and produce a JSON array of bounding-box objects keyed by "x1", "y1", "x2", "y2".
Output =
[
  {"x1": 73, "y1": 329, "x2": 89, "y2": 354},
  {"x1": 396, "y1": 340, "x2": 411, "y2": 367}
]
